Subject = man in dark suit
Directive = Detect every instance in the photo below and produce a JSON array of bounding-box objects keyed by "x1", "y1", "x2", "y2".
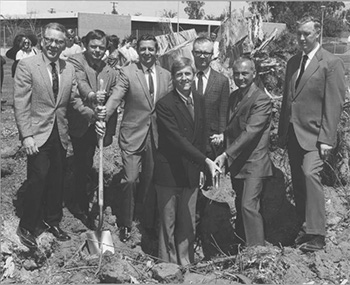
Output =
[
  {"x1": 103, "y1": 34, "x2": 172, "y2": 242},
  {"x1": 13, "y1": 22, "x2": 82, "y2": 248},
  {"x1": 278, "y1": 16, "x2": 345, "y2": 252},
  {"x1": 215, "y1": 57, "x2": 273, "y2": 247},
  {"x1": 67, "y1": 29, "x2": 119, "y2": 228},
  {"x1": 191, "y1": 36, "x2": 230, "y2": 160},
  {"x1": 155, "y1": 57, "x2": 221, "y2": 265}
]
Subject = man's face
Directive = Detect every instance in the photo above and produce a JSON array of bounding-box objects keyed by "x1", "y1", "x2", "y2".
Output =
[
  {"x1": 233, "y1": 60, "x2": 256, "y2": 91},
  {"x1": 297, "y1": 21, "x2": 320, "y2": 54},
  {"x1": 192, "y1": 41, "x2": 213, "y2": 71},
  {"x1": 86, "y1": 38, "x2": 107, "y2": 63},
  {"x1": 138, "y1": 40, "x2": 157, "y2": 68},
  {"x1": 173, "y1": 65, "x2": 194, "y2": 95},
  {"x1": 41, "y1": 28, "x2": 66, "y2": 62}
]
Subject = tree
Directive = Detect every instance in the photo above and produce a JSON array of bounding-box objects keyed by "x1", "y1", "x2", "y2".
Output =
[
  {"x1": 183, "y1": 1, "x2": 205, "y2": 19},
  {"x1": 161, "y1": 9, "x2": 177, "y2": 18},
  {"x1": 265, "y1": 1, "x2": 347, "y2": 36},
  {"x1": 205, "y1": 10, "x2": 227, "y2": 21}
]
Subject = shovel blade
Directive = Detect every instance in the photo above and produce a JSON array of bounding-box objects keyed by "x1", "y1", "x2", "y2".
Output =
[{"x1": 86, "y1": 230, "x2": 114, "y2": 255}]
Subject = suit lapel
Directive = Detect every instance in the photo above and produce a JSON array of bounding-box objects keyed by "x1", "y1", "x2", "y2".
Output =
[
  {"x1": 135, "y1": 63, "x2": 153, "y2": 108},
  {"x1": 174, "y1": 91, "x2": 194, "y2": 128},
  {"x1": 56, "y1": 59, "x2": 68, "y2": 105},
  {"x1": 204, "y1": 68, "x2": 215, "y2": 96},
  {"x1": 37, "y1": 55, "x2": 55, "y2": 104}
]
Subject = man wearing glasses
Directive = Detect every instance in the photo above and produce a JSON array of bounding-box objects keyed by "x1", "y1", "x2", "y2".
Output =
[
  {"x1": 60, "y1": 29, "x2": 83, "y2": 60},
  {"x1": 13, "y1": 23, "x2": 85, "y2": 248}
]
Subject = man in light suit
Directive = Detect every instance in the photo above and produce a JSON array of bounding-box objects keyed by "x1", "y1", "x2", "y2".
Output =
[
  {"x1": 103, "y1": 34, "x2": 172, "y2": 242},
  {"x1": 278, "y1": 16, "x2": 345, "y2": 252},
  {"x1": 13, "y1": 23, "x2": 82, "y2": 248},
  {"x1": 155, "y1": 57, "x2": 221, "y2": 265},
  {"x1": 67, "y1": 29, "x2": 119, "y2": 229},
  {"x1": 215, "y1": 57, "x2": 273, "y2": 247}
]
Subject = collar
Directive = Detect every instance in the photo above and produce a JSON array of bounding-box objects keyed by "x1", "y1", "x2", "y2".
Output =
[
  {"x1": 42, "y1": 54, "x2": 59, "y2": 69},
  {"x1": 141, "y1": 63, "x2": 156, "y2": 73},
  {"x1": 303, "y1": 42, "x2": 320, "y2": 60},
  {"x1": 176, "y1": 88, "x2": 193, "y2": 104},
  {"x1": 197, "y1": 67, "x2": 210, "y2": 78}
]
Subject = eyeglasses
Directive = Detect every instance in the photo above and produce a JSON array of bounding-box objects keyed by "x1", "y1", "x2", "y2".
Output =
[
  {"x1": 193, "y1": 51, "x2": 213, "y2": 57},
  {"x1": 43, "y1": 37, "x2": 65, "y2": 46}
]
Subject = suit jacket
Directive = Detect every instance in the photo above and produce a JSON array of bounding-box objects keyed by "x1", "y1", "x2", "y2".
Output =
[
  {"x1": 104, "y1": 62, "x2": 172, "y2": 152},
  {"x1": 154, "y1": 90, "x2": 207, "y2": 188},
  {"x1": 194, "y1": 68, "x2": 230, "y2": 136},
  {"x1": 13, "y1": 53, "x2": 78, "y2": 150},
  {"x1": 67, "y1": 52, "x2": 119, "y2": 144},
  {"x1": 225, "y1": 83, "x2": 273, "y2": 178},
  {"x1": 278, "y1": 47, "x2": 345, "y2": 151}
]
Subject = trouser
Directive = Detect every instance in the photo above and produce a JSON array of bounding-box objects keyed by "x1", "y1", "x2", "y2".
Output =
[
  {"x1": 71, "y1": 125, "x2": 97, "y2": 214},
  {"x1": 156, "y1": 184, "x2": 198, "y2": 266},
  {"x1": 231, "y1": 177, "x2": 265, "y2": 246},
  {"x1": 287, "y1": 125, "x2": 326, "y2": 235},
  {"x1": 119, "y1": 131, "x2": 156, "y2": 229},
  {"x1": 19, "y1": 124, "x2": 66, "y2": 232}
]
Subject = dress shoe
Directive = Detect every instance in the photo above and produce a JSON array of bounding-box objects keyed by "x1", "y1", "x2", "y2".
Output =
[
  {"x1": 34, "y1": 220, "x2": 50, "y2": 237},
  {"x1": 119, "y1": 227, "x2": 131, "y2": 242},
  {"x1": 48, "y1": 226, "x2": 71, "y2": 241},
  {"x1": 17, "y1": 226, "x2": 37, "y2": 249},
  {"x1": 295, "y1": 230, "x2": 314, "y2": 246},
  {"x1": 299, "y1": 235, "x2": 325, "y2": 253}
]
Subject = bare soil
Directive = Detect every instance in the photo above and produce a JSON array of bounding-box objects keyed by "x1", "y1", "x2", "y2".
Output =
[{"x1": 1, "y1": 62, "x2": 350, "y2": 284}]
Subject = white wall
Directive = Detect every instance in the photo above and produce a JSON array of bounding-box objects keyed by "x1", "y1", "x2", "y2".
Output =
[{"x1": 0, "y1": 1, "x2": 27, "y2": 16}]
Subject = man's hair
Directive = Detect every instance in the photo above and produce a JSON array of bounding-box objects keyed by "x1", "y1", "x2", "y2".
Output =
[
  {"x1": 233, "y1": 56, "x2": 256, "y2": 72},
  {"x1": 193, "y1": 36, "x2": 213, "y2": 49},
  {"x1": 83, "y1": 29, "x2": 107, "y2": 46},
  {"x1": 136, "y1": 34, "x2": 159, "y2": 51},
  {"x1": 297, "y1": 15, "x2": 321, "y2": 31},
  {"x1": 108, "y1": 34, "x2": 120, "y2": 48},
  {"x1": 171, "y1": 57, "x2": 195, "y2": 77},
  {"x1": 43, "y1": 22, "x2": 67, "y2": 38},
  {"x1": 67, "y1": 28, "x2": 75, "y2": 38}
]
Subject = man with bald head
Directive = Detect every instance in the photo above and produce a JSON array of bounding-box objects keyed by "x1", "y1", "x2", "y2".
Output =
[{"x1": 215, "y1": 57, "x2": 273, "y2": 247}]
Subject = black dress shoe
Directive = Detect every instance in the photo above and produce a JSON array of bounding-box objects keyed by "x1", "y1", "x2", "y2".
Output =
[
  {"x1": 17, "y1": 226, "x2": 37, "y2": 249},
  {"x1": 299, "y1": 235, "x2": 325, "y2": 253},
  {"x1": 119, "y1": 227, "x2": 131, "y2": 242},
  {"x1": 48, "y1": 226, "x2": 71, "y2": 241},
  {"x1": 295, "y1": 230, "x2": 314, "y2": 246},
  {"x1": 34, "y1": 220, "x2": 50, "y2": 237}
]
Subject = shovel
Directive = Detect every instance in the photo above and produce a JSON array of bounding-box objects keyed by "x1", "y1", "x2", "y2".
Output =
[{"x1": 86, "y1": 79, "x2": 114, "y2": 255}]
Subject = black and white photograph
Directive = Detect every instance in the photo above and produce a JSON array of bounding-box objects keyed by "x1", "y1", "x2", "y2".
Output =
[{"x1": 1, "y1": 1, "x2": 350, "y2": 283}]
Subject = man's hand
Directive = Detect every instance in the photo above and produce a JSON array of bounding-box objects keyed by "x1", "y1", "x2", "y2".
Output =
[
  {"x1": 210, "y1": 133, "x2": 224, "y2": 146},
  {"x1": 22, "y1": 137, "x2": 39, "y2": 156},
  {"x1": 95, "y1": 90, "x2": 106, "y2": 104},
  {"x1": 95, "y1": 105, "x2": 106, "y2": 121},
  {"x1": 95, "y1": 120, "x2": 106, "y2": 138},
  {"x1": 214, "y1": 152, "x2": 227, "y2": 169},
  {"x1": 205, "y1": 158, "x2": 222, "y2": 179},
  {"x1": 320, "y1": 143, "x2": 332, "y2": 160}
]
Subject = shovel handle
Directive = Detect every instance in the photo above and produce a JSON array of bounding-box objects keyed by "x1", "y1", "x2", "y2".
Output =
[{"x1": 98, "y1": 78, "x2": 104, "y2": 209}]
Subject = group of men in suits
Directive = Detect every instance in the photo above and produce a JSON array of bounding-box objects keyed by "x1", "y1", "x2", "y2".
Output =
[{"x1": 14, "y1": 14, "x2": 346, "y2": 260}]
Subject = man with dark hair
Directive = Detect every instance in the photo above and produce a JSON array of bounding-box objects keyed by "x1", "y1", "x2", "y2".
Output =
[
  {"x1": 155, "y1": 57, "x2": 221, "y2": 265},
  {"x1": 13, "y1": 22, "x2": 82, "y2": 248},
  {"x1": 278, "y1": 15, "x2": 345, "y2": 252},
  {"x1": 67, "y1": 29, "x2": 119, "y2": 228},
  {"x1": 60, "y1": 28, "x2": 83, "y2": 60},
  {"x1": 103, "y1": 34, "x2": 172, "y2": 242},
  {"x1": 215, "y1": 57, "x2": 273, "y2": 247}
]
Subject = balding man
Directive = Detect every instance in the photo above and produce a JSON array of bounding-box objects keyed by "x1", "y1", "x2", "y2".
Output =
[{"x1": 215, "y1": 57, "x2": 273, "y2": 247}]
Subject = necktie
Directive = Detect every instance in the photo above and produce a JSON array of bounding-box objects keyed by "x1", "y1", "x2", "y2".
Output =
[
  {"x1": 50, "y1": 62, "x2": 59, "y2": 101},
  {"x1": 197, "y1": 71, "x2": 204, "y2": 96},
  {"x1": 295, "y1": 55, "x2": 308, "y2": 89},
  {"x1": 147, "y1": 68, "x2": 154, "y2": 101},
  {"x1": 186, "y1": 96, "x2": 195, "y2": 120}
]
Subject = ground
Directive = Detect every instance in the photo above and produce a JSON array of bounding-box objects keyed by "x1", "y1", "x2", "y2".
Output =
[{"x1": 1, "y1": 61, "x2": 350, "y2": 284}]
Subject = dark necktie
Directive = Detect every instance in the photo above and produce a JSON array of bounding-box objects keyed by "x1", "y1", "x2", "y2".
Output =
[
  {"x1": 295, "y1": 55, "x2": 308, "y2": 89},
  {"x1": 186, "y1": 96, "x2": 195, "y2": 120},
  {"x1": 197, "y1": 71, "x2": 204, "y2": 96},
  {"x1": 50, "y1": 62, "x2": 59, "y2": 101},
  {"x1": 147, "y1": 68, "x2": 154, "y2": 101}
]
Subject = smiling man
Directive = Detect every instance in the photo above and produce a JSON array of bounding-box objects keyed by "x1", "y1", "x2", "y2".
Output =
[
  {"x1": 14, "y1": 23, "x2": 78, "y2": 248},
  {"x1": 214, "y1": 57, "x2": 273, "y2": 248},
  {"x1": 278, "y1": 16, "x2": 345, "y2": 252},
  {"x1": 103, "y1": 34, "x2": 172, "y2": 242},
  {"x1": 155, "y1": 57, "x2": 221, "y2": 265},
  {"x1": 66, "y1": 29, "x2": 119, "y2": 229}
]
